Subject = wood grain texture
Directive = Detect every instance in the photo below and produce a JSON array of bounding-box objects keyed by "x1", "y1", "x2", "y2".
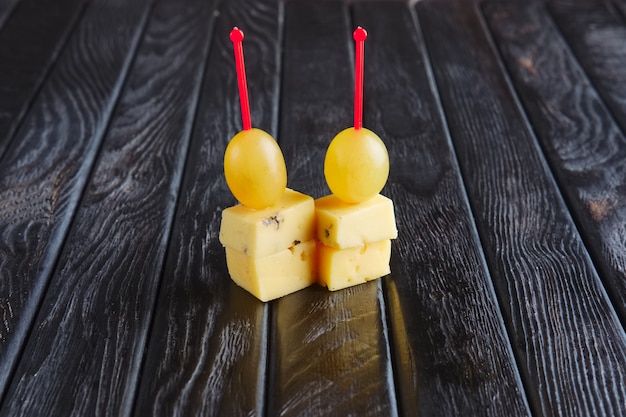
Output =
[
  {"x1": 0, "y1": 0, "x2": 216, "y2": 416},
  {"x1": 267, "y1": 3, "x2": 397, "y2": 417},
  {"x1": 0, "y1": 0, "x2": 153, "y2": 405},
  {"x1": 278, "y1": 1, "x2": 352, "y2": 196},
  {"x1": 419, "y1": 0, "x2": 626, "y2": 416},
  {"x1": 354, "y1": 2, "x2": 531, "y2": 416},
  {"x1": 485, "y1": 0, "x2": 626, "y2": 337},
  {"x1": 549, "y1": 0, "x2": 626, "y2": 137},
  {"x1": 0, "y1": 0, "x2": 84, "y2": 159},
  {"x1": 134, "y1": 0, "x2": 281, "y2": 415}
]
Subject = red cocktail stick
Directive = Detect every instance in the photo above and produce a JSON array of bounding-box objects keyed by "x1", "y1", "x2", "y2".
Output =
[
  {"x1": 353, "y1": 26, "x2": 367, "y2": 130},
  {"x1": 230, "y1": 27, "x2": 252, "y2": 131}
]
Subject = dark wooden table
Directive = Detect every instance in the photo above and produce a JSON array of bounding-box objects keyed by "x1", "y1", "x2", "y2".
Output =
[{"x1": 1, "y1": 0, "x2": 626, "y2": 415}]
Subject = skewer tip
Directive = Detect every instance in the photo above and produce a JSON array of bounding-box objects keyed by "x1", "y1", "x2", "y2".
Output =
[
  {"x1": 230, "y1": 27, "x2": 244, "y2": 43},
  {"x1": 353, "y1": 26, "x2": 367, "y2": 42}
]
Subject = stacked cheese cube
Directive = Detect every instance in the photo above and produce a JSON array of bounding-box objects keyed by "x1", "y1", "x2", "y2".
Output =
[
  {"x1": 315, "y1": 194, "x2": 397, "y2": 291},
  {"x1": 219, "y1": 189, "x2": 317, "y2": 302}
]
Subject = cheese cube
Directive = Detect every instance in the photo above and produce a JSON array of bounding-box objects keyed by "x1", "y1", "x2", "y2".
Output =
[
  {"x1": 318, "y1": 240, "x2": 391, "y2": 291},
  {"x1": 225, "y1": 240, "x2": 317, "y2": 302},
  {"x1": 220, "y1": 189, "x2": 315, "y2": 258},
  {"x1": 315, "y1": 194, "x2": 397, "y2": 249}
]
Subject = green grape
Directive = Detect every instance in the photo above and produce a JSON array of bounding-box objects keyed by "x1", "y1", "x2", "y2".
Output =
[
  {"x1": 224, "y1": 128, "x2": 287, "y2": 209},
  {"x1": 324, "y1": 127, "x2": 389, "y2": 204}
]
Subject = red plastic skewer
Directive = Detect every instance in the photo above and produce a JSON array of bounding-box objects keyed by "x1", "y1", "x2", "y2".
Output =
[
  {"x1": 353, "y1": 26, "x2": 367, "y2": 130},
  {"x1": 230, "y1": 27, "x2": 252, "y2": 131}
]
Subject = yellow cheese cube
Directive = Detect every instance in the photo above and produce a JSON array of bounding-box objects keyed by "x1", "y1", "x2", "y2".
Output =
[
  {"x1": 220, "y1": 189, "x2": 315, "y2": 258},
  {"x1": 225, "y1": 240, "x2": 317, "y2": 302},
  {"x1": 315, "y1": 194, "x2": 397, "y2": 249},
  {"x1": 318, "y1": 240, "x2": 391, "y2": 291}
]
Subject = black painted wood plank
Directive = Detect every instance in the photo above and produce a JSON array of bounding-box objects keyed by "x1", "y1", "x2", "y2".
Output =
[
  {"x1": 0, "y1": 0, "x2": 21, "y2": 31},
  {"x1": 419, "y1": 0, "x2": 626, "y2": 416},
  {"x1": 0, "y1": 0, "x2": 153, "y2": 404},
  {"x1": 549, "y1": 0, "x2": 626, "y2": 136},
  {"x1": 486, "y1": 0, "x2": 626, "y2": 336},
  {"x1": 134, "y1": 0, "x2": 281, "y2": 415},
  {"x1": 353, "y1": 3, "x2": 531, "y2": 416},
  {"x1": 0, "y1": 0, "x2": 84, "y2": 159},
  {"x1": 267, "y1": 2, "x2": 397, "y2": 417},
  {"x1": 0, "y1": 0, "x2": 216, "y2": 416}
]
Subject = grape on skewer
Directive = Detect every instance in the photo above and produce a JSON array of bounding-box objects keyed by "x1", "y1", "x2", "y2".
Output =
[
  {"x1": 324, "y1": 27, "x2": 389, "y2": 204},
  {"x1": 224, "y1": 27, "x2": 287, "y2": 210}
]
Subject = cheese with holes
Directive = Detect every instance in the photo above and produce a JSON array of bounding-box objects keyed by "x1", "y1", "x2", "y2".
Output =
[
  {"x1": 220, "y1": 188, "x2": 315, "y2": 258},
  {"x1": 315, "y1": 194, "x2": 397, "y2": 249},
  {"x1": 318, "y1": 240, "x2": 391, "y2": 291},
  {"x1": 225, "y1": 240, "x2": 317, "y2": 301}
]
